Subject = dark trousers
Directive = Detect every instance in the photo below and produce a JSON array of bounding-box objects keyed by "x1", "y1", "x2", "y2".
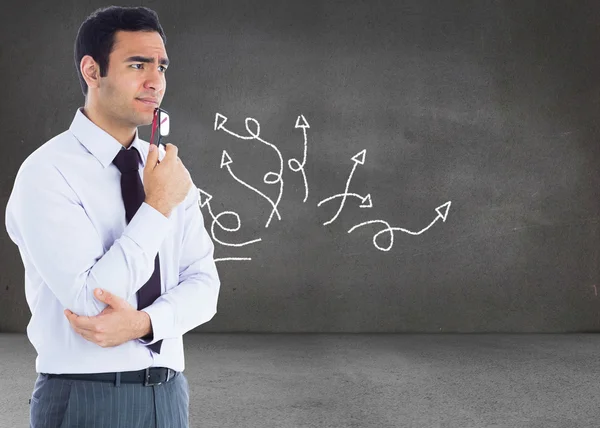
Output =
[{"x1": 29, "y1": 371, "x2": 189, "y2": 428}]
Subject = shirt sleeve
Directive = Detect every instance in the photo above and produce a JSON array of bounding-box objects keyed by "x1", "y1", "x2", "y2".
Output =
[
  {"x1": 5, "y1": 160, "x2": 171, "y2": 316},
  {"x1": 139, "y1": 184, "x2": 220, "y2": 344}
]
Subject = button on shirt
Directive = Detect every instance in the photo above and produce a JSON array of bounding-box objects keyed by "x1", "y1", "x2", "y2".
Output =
[{"x1": 5, "y1": 108, "x2": 220, "y2": 374}]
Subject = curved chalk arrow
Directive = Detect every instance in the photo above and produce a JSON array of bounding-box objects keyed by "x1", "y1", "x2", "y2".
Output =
[
  {"x1": 214, "y1": 113, "x2": 254, "y2": 140},
  {"x1": 317, "y1": 149, "x2": 368, "y2": 226},
  {"x1": 318, "y1": 193, "x2": 372, "y2": 208},
  {"x1": 197, "y1": 188, "x2": 213, "y2": 208},
  {"x1": 220, "y1": 151, "x2": 282, "y2": 227},
  {"x1": 287, "y1": 114, "x2": 310, "y2": 202},
  {"x1": 215, "y1": 113, "x2": 284, "y2": 228},
  {"x1": 198, "y1": 188, "x2": 262, "y2": 249},
  {"x1": 347, "y1": 201, "x2": 452, "y2": 251}
]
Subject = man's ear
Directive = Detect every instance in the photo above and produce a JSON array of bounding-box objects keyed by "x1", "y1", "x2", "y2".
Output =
[{"x1": 80, "y1": 55, "x2": 101, "y2": 89}]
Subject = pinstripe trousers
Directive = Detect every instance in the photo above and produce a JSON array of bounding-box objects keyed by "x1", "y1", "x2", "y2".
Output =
[{"x1": 29, "y1": 371, "x2": 189, "y2": 428}]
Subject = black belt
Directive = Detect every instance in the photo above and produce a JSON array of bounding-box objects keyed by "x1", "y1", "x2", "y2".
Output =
[{"x1": 44, "y1": 367, "x2": 178, "y2": 386}]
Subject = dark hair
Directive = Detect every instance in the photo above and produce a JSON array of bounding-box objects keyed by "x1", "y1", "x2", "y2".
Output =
[{"x1": 74, "y1": 6, "x2": 167, "y2": 96}]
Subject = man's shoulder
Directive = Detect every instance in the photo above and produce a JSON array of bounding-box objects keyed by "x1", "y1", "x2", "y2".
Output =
[
  {"x1": 24, "y1": 129, "x2": 81, "y2": 162},
  {"x1": 16, "y1": 130, "x2": 82, "y2": 182}
]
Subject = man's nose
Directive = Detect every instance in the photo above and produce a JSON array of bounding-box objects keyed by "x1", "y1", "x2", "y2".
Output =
[{"x1": 144, "y1": 68, "x2": 165, "y2": 91}]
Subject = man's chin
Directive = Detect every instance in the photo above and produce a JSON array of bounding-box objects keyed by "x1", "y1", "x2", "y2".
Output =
[
  {"x1": 131, "y1": 111, "x2": 155, "y2": 127},
  {"x1": 132, "y1": 102, "x2": 158, "y2": 124}
]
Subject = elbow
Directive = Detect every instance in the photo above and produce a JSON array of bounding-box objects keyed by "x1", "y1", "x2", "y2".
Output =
[
  {"x1": 195, "y1": 278, "x2": 220, "y2": 326},
  {"x1": 60, "y1": 272, "x2": 107, "y2": 316},
  {"x1": 206, "y1": 283, "x2": 220, "y2": 322},
  {"x1": 207, "y1": 308, "x2": 218, "y2": 324},
  {"x1": 197, "y1": 306, "x2": 218, "y2": 328}
]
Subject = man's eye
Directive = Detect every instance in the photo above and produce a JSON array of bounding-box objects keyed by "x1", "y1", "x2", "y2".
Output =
[
  {"x1": 131, "y1": 64, "x2": 143, "y2": 69},
  {"x1": 159, "y1": 65, "x2": 167, "y2": 73}
]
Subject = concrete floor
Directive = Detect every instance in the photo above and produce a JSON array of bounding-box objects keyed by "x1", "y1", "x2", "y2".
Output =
[{"x1": 0, "y1": 333, "x2": 599, "y2": 428}]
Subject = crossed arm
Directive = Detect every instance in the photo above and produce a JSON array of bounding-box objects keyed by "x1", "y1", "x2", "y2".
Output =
[
  {"x1": 65, "y1": 288, "x2": 153, "y2": 347},
  {"x1": 6, "y1": 161, "x2": 220, "y2": 348}
]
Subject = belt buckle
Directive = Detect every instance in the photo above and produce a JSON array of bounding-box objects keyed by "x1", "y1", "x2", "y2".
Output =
[{"x1": 143, "y1": 368, "x2": 162, "y2": 387}]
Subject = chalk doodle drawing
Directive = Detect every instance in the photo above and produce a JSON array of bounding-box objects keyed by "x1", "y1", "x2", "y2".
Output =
[
  {"x1": 219, "y1": 150, "x2": 281, "y2": 225},
  {"x1": 287, "y1": 114, "x2": 310, "y2": 203},
  {"x1": 347, "y1": 201, "x2": 452, "y2": 251},
  {"x1": 215, "y1": 113, "x2": 284, "y2": 228},
  {"x1": 197, "y1": 187, "x2": 262, "y2": 262},
  {"x1": 209, "y1": 111, "x2": 452, "y2": 259},
  {"x1": 317, "y1": 149, "x2": 372, "y2": 226}
]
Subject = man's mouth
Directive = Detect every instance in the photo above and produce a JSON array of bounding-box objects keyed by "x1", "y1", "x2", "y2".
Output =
[{"x1": 136, "y1": 98, "x2": 158, "y2": 106}]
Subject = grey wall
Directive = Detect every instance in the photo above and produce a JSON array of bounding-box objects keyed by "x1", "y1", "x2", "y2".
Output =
[{"x1": 2, "y1": 0, "x2": 600, "y2": 332}]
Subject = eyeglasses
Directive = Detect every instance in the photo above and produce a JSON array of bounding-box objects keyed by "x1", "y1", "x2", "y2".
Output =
[{"x1": 150, "y1": 108, "x2": 170, "y2": 147}]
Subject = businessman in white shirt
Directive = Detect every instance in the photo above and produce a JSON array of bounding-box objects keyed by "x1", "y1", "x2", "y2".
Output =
[{"x1": 5, "y1": 6, "x2": 220, "y2": 428}]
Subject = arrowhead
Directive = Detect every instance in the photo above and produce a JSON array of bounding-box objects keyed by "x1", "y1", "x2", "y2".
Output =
[
  {"x1": 197, "y1": 188, "x2": 213, "y2": 208},
  {"x1": 214, "y1": 113, "x2": 227, "y2": 131},
  {"x1": 435, "y1": 201, "x2": 451, "y2": 222},
  {"x1": 351, "y1": 149, "x2": 366, "y2": 165},
  {"x1": 220, "y1": 150, "x2": 233, "y2": 168},
  {"x1": 359, "y1": 194, "x2": 372, "y2": 208},
  {"x1": 295, "y1": 114, "x2": 310, "y2": 128}
]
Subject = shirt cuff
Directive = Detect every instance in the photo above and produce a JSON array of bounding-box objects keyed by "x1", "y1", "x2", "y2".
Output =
[
  {"x1": 138, "y1": 299, "x2": 174, "y2": 344},
  {"x1": 123, "y1": 202, "x2": 171, "y2": 256}
]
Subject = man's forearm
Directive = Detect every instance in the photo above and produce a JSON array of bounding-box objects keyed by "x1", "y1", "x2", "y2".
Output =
[
  {"x1": 135, "y1": 185, "x2": 220, "y2": 344},
  {"x1": 141, "y1": 275, "x2": 219, "y2": 343},
  {"x1": 134, "y1": 310, "x2": 153, "y2": 340}
]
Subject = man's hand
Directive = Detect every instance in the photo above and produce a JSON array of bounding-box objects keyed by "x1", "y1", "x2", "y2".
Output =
[
  {"x1": 144, "y1": 143, "x2": 193, "y2": 218},
  {"x1": 64, "y1": 288, "x2": 152, "y2": 348}
]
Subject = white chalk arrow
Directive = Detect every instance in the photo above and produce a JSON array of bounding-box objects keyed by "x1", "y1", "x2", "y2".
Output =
[
  {"x1": 351, "y1": 149, "x2": 366, "y2": 165},
  {"x1": 220, "y1": 150, "x2": 233, "y2": 168},
  {"x1": 214, "y1": 113, "x2": 254, "y2": 140},
  {"x1": 348, "y1": 201, "x2": 453, "y2": 251},
  {"x1": 196, "y1": 187, "x2": 262, "y2": 252},
  {"x1": 288, "y1": 114, "x2": 310, "y2": 203},
  {"x1": 215, "y1": 113, "x2": 284, "y2": 228},
  {"x1": 214, "y1": 113, "x2": 227, "y2": 131},
  {"x1": 318, "y1": 193, "x2": 373, "y2": 208},
  {"x1": 317, "y1": 149, "x2": 368, "y2": 226},
  {"x1": 295, "y1": 114, "x2": 310, "y2": 129},
  {"x1": 435, "y1": 201, "x2": 451, "y2": 222},
  {"x1": 359, "y1": 194, "x2": 372, "y2": 208},
  {"x1": 197, "y1": 188, "x2": 213, "y2": 208},
  {"x1": 219, "y1": 150, "x2": 281, "y2": 225}
]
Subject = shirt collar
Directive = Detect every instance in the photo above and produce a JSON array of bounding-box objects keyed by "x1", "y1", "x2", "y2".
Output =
[{"x1": 69, "y1": 107, "x2": 148, "y2": 169}]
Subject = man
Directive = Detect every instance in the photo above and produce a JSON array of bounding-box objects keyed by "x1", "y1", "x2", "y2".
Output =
[{"x1": 5, "y1": 6, "x2": 220, "y2": 428}]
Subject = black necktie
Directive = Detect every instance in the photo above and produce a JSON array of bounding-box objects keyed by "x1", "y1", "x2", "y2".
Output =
[{"x1": 113, "y1": 146, "x2": 162, "y2": 353}]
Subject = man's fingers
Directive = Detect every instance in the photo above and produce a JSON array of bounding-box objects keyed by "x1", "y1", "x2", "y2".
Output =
[
  {"x1": 99, "y1": 306, "x2": 113, "y2": 315},
  {"x1": 94, "y1": 288, "x2": 112, "y2": 303},
  {"x1": 64, "y1": 311, "x2": 87, "y2": 336},
  {"x1": 65, "y1": 310, "x2": 97, "y2": 331},
  {"x1": 64, "y1": 309, "x2": 79, "y2": 323},
  {"x1": 164, "y1": 143, "x2": 178, "y2": 160},
  {"x1": 64, "y1": 310, "x2": 107, "y2": 346},
  {"x1": 95, "y1": 288, "x2": 130, "y2": 310},
  {"x1": 145, "y1": 143, "x2": 160, "y2": 170}
]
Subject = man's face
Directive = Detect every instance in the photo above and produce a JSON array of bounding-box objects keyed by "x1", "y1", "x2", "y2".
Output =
[{"x1": 95, "y1": 30, "x2": 168, "y2": 128}]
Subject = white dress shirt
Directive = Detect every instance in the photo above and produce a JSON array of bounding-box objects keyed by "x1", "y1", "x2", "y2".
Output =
[{"x1": 5, "y1": 108, "x2": 220, "y2": 374}]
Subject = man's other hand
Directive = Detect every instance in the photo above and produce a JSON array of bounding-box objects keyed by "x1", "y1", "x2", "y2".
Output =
[{"x1": 64, "y1": 288, "x2": 151, "y2": 348}]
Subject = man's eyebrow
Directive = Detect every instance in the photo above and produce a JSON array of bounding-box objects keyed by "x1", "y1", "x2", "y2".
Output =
[{"x1": 124, "y1": 55, "x2": 170, "y2": 66}]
